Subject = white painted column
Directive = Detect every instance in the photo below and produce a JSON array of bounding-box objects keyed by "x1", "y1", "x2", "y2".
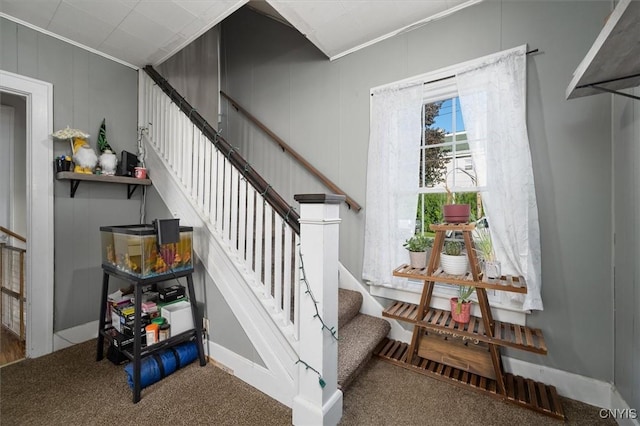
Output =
[{"x1": 292, "y1": 194, "x2": 345, "y2": 426}]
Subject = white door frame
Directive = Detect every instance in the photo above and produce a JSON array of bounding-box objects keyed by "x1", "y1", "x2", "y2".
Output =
[{"x1": 0, "y1": 70, "x2": 54, "y2": 358}]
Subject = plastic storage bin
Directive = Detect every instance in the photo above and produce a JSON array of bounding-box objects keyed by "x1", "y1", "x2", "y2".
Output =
[
  {"x1": 160, "y1": 300, "x2": 194, "y2": 337},
  {"x1": 100, "y1": 224, "x2": 193, "y2": 278}
]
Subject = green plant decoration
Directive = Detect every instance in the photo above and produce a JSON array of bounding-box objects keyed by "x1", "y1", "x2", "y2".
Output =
[
  {"x1": 473, "y1": 227, "x2": 496, "y2": 261},
  {"x1": 443, "y1": 240, "x2": 463, "y2": 256},
  {"x1": 456, "y1": 286, "x2": 475, "y2": 313},
  {"x1": 403, "y1": 233, "x2": 434, "y2": 252}
]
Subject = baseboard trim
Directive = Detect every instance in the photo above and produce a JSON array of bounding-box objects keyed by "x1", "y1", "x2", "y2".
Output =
[
  {"x1": 206, "y1": 339, "x2": 295, "y2": 408},
  {"x1": 609, "y1": 387, "x2": 640, "y2": 426},
  {"x1": 53, "y1": 320, "x2": 98, "y2": 351},
  {"x1": 56, "y1": 319, "x2": 638, "y2": 425}
]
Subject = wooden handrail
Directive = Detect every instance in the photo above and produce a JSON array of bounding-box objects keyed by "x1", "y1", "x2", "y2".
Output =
[
  {"x1": 220, "y1": 90, "x2": 362, "y2": 212},
  {"x1": 143, "y1": 66, "x2": 301, "y2": 234},
  {"x1": 0, "y1": 226, "x2": 26, "y2": 243}
]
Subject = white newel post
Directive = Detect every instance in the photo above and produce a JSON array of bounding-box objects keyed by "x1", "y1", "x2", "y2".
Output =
[{"x1": 292, "y1": 194, "x2": 345, "y2": 426}]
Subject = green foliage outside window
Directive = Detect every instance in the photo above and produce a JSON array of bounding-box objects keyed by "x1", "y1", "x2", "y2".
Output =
[{"x1": 416, "y1": 192, "x2": 481, "y2": 234}]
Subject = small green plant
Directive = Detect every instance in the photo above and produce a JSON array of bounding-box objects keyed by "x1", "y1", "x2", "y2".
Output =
[
  {"x1": 443, "y1": 240, "x2": 463, "y2": 256},
  {"x1": 473, "y1": 227, "x2": 496, "y2": 261},
  {"x1": 456, "y1": 286, "x2": 475, "y2": 313},
  {"x1": 403, "y1": 233, "x2": 434, "y2": 252}
]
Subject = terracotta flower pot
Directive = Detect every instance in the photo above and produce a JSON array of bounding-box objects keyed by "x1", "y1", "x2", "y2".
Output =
[
  {"x1": 450, "y1": 297, "x2": 471, "y2": 324},
  {"x1": 442, "y1": 204, "x2": 470, "y2": 223}
]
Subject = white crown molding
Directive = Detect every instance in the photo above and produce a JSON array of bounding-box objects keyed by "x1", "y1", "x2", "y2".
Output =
[{"x1": 0, "y1": 13, "x2": 138, "y2": 70}]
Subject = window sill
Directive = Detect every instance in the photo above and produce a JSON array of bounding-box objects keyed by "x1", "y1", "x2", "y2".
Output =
[{"x1": 369, "y1": 278, "x2": 529, "y2": 326}]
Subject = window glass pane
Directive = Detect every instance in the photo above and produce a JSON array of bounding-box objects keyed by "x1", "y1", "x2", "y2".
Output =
[{"x1": 417, "y1": 96, "x2": 485, "y2": 231}]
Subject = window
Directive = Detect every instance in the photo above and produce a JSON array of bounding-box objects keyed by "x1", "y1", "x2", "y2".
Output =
[
  {"x1": 416, "y1": 93, "x2": 484, "y2": 235},
  {"x1": 364, "y1": 45, "x2": 541, "y2": 317},
  {"x1": 415, "y1": 84, "x2": 489, "y2": 300}
]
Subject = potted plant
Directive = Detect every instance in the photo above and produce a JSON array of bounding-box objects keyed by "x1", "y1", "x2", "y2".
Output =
[
  {"x1": 440, "y1": 240, "x2": 468, "y2": 275},
  {"x1": 450, "y1": 285, "x2": 474, "y2": 324},
  {"x1": 474, "y1": 227, "x2": 501, "y2": 279},
  {"x1": 442, "y1": 169, "x2": 471, "y2": 223},
  {"x1": 403, "y1": 233, "x2": 433, "y2": 269}
]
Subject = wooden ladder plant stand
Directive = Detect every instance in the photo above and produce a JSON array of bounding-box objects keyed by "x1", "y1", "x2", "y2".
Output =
[{"x1": 375, "y1": 223, "x2": 564, "y2": 419}]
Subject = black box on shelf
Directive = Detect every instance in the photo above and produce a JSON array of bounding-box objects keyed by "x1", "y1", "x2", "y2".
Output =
[
  {"x1": 121, "y1": 318, "x2": 151, "y2": 336},
  {"x1": 111, "y1": 328, "x2": 147, "y2": 350},
  {"x1": 158, "y1": 284, "x2": 186, "y2": 303}
]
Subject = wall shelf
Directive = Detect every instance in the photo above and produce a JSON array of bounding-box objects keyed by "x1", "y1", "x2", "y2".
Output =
[{"x1": 56, "y1": 172, "x2": 151, "y2": 198}]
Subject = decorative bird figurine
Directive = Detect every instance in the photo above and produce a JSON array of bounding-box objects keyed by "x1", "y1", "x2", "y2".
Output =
[{"x1": 72, "y1": 136, "x2": 98, "y2": 174}]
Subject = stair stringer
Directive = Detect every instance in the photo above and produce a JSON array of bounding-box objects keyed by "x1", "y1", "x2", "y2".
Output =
[
  {"x1": 338, "y1": 263, "x2": 412, "y2": 343},
  {"x1": 145, "y1": 139, "x2": 299, "y2": 407}
]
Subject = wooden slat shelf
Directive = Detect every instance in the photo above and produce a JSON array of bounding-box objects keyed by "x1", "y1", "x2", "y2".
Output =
[
  {"x1": 380, "y1": 223, "x2": 559, "y2": 418},
  {"x1": 374, "y1": 338, "x2": 565, "y2": 420},
  {"x1": 383, "y1": 302, "x2": 547, "y2": 354},
  {"x1": 393, "y1": 264, "x2": 528, "y2": 294}
]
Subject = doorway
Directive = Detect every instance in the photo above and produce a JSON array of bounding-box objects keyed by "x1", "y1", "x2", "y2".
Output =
[
  {"x1": 0, "y1": 70, "x2": 54, "y2": 360},
  {"x1": 0, "y1": 100, "x2": 26, "y2": 365}
]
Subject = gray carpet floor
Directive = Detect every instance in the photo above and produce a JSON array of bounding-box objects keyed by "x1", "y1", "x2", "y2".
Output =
[{"x1": 0, "y1": 339, "x2": 615, "y2": 425}]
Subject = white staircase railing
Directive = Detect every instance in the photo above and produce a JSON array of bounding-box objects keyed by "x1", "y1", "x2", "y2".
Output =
[
  {"x1": 139, "y1": 70, "x2": 301, "y2": 344},
  {"x1": 139, "y1": 68, "x2": 343, "y2": 424}
]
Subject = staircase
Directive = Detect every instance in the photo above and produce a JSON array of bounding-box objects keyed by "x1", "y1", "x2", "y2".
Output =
[
  {"x1": 338, "y1": 288, "x2": 391, "y2": 390},
  {"x1": 139, "y1": 67, "x2": 392, "y2": 423}
]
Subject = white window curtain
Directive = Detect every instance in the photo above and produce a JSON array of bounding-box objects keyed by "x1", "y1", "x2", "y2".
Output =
[
  {"x1": 362, "y1": 85, "x2": 423, "y2": 288},
  {"x1": 456, "y1": 45, "x2": 543, "y2": 311}
]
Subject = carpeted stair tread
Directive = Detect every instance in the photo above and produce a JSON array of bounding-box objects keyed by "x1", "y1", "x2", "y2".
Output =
[
  {"x1": 338, "y1": 313, "x2": 391, "y2": 390},
  {"x1": 338, "y1": 288, "x2": 363, "y2": 326}
]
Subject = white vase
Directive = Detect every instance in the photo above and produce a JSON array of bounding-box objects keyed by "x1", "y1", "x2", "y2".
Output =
[
  {"x1": 484, "y1": 260, "x2": 502, "y2": 279},
  {"x1": 409, "y1": 251, "x2": 427, "y2": 269},
  {"x1": 440, "y1": 253, "x2": 468, "y2": 275}
]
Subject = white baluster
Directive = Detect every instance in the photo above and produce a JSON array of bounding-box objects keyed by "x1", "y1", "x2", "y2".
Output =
[
  {"x1": 203, "y1": 138, "x2": 212, "y2": 217},
  {"x1": 283, "y1": 224, "x2": 293, "y2": 328},
  {"x1": 293, "y1": 233, "x2": 300, "y2": 340},
  {"x1": 245, "y1": 187, "x2": 255, "y2": 273},
  {"x1": 223, "y1": 158, "x2": 232, "y2": 244},
  {"x1": 230, "y1": 166, "x2": 239, "y2": 251},
  {"x1": 263, "y1": 204, "x2": 273, "y2": 299},
  {"x1": 215, "y1": 151, "x2": 225, "y2": 234},
  {"x1": 273, "y1": 217, "x2": 283, "y2": 314},
  {"x1": 254, "y1": 197, "x2": 264, "y2": 291},
  {"x1": 238, "y1": 175, "x2": 247, "y2": 261}
]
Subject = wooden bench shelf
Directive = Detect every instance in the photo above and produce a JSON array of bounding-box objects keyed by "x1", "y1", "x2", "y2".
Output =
[
  {"x1": 377, "y1": 223, "x2": 562, "y2": 419},
  {"x1": 393, "y1": 264, "x2": 527, "y2": 294},
  {"x1": 383, "y1": 302, "x2": 547, "y2": 354},
  {"x1": 375, "y1": 337, "x2": 565, "y2": 420}
]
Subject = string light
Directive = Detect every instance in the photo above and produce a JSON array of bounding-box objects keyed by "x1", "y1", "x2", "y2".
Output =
[
  {"x1": 296, "y1": 359, "x2": 326, "y2": 388},
  {"x1": 298, "y1": 247, "x2": 339, "y2": 341}
]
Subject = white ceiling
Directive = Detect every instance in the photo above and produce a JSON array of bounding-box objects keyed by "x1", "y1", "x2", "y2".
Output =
[{"x1": 0, "y1": 0, "x2": 481, "y2": 69}]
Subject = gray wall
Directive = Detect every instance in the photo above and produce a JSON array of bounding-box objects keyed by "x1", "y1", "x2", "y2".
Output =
[
  {"x1": 1, "y1": 18, "x2": 140, "y2": 331},
  {"x1": 613, "y1": 87, "x2": 640, "y2": 410},
  {"x1": 0, "y1": 92, "x2": 26, "y2": 236},
  {"x1": 144, "y1": 186, "x2": 264, "y2": 364},
  {"x1": 156, "y1": 27, "x2": 220, "y2": 130},
  {"x1": 220, "y1": 2, "x2": 616, "y2": 382}
]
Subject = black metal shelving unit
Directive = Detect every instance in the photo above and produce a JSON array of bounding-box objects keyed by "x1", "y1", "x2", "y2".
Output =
[{"x1": 95, "y1": 264, "x2": 206, "y2": 403}]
